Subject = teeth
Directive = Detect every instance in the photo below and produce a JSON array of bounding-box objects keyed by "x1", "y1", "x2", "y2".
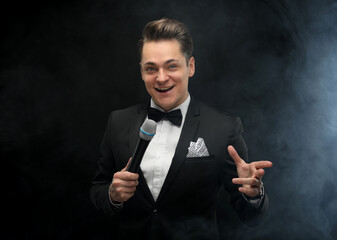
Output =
[{"x1": 157, "y1": 86, "x2": 173, "y2": 91}]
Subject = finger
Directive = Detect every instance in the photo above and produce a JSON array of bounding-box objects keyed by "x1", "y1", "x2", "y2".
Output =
[
  {"x1": 254, "y1": 169, "x2": 265, "y2": 179},
  {"x1": 109, "y1": 183, "x2": 136, "y2": 202},
  {"x1": 120, "y1": 180, "x2": 139, "y2": 188},
  {"x1": 114, "y1": 171, "x2": 139, "y2": 181},
  {"x1": 111, "y1": 182, "x2": 137, "y2": 195},
  {"x1": 122, "y1": 157, "x2": 132, "y2": 171},
  {"x1": 227, "y1": 145, "x2": 245, "y2": 166},
  {"x1": 232, "y1": 178, "x2": 260, "y2": 186},
  {"x1": 113, "y1": 179, "x2": 138, "y2": 189},
  {"x1": 122, "y1": 192, "x2": 135, "y2": 201},
  {"x1": 253, "y1": 160, "x2": 273, "y2": 169},
  {"x1": 238, "y1": 187, "x2": 260, "y2": 197},
  {"x1": 117, "y1": 192, "x2": 135, "y2": 202},
  {"x1": 119, "y1": 186, "x2": 137, "y2": 193}
]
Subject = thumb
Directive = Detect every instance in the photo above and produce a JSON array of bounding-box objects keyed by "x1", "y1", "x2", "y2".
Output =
[
  {"x1": 122, "y1": 157, "x2": 132, "y2": 172},
  {"x1": 227, "y1": 145, "x2": 245, "y2": 166}
]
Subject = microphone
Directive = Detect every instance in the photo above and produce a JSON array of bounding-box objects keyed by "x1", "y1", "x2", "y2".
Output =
[{"x1": 127, "y1": 119, "x2": 157, "y2": 173}]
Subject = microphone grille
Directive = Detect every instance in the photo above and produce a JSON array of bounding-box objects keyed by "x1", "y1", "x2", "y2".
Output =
[{"x1": 139, "y1": 119, "x2": 157, "y2": 141}]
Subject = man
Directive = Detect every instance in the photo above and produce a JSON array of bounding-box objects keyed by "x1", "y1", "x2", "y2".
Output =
[{"x1": 90, "y1": 18, "x2": 272, "y2": 240}]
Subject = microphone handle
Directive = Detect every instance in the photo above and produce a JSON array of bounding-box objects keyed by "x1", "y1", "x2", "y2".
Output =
[{"x1": 127, "y1": 138, "x2": 150, "y2": 173}]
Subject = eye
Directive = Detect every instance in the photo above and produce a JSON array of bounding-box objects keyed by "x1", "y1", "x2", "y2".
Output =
[
  {"x1": 168, "y1": 65, "x2": 177, "y2": 70},
  {"x1": 145, "y1": 67, "x2": 156, "y2": 72}
]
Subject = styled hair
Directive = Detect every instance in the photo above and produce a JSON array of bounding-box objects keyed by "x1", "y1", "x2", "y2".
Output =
[{"x1": 138, "y1": 18, "x2": 193, "y2": 64}]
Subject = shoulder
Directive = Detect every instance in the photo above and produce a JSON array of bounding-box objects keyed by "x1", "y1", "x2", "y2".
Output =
[
  {"x1": 105, "y1": 103, "x2": 147, "y2": 130},
  {"x1": 191, "y1": 99, "x2": 244, "y2": 136},
  {"x1": 197, "y1": 100, "x2": 241, "y2": 124},
  {"x1": 109, "y1": 103, "x2": 146, "y2": 120},
  {"x1": 194, "y1": 100, "x2": 246, "y2": 154}
]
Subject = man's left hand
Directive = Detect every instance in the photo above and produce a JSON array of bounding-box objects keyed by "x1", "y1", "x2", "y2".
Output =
[{"x1": 228, "y1": 145, "x2": 273, "y2": 198}]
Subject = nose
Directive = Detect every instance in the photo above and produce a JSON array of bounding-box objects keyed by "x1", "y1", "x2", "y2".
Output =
[{"x1": 156, "y1": 68, "x2": 169, "y2": 82}]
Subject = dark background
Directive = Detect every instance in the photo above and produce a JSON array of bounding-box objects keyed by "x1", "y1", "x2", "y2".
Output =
[{"x1": 1, "y1": 0, "x2": 337, "y2": 239}]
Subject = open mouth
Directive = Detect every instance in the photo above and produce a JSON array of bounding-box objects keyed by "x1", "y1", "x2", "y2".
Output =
[{"x1": 155, "y1": 86, "x2": 174, "y2": 93}]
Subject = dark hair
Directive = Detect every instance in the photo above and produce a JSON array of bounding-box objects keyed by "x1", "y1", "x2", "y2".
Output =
[{"x1": 138, "y1": 18, "x2": 193, "y2": 64}]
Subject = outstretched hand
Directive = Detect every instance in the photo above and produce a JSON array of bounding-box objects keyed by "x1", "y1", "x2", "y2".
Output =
[{"x1": 228, "y1": 145, "x2": 273, "y2": 197}]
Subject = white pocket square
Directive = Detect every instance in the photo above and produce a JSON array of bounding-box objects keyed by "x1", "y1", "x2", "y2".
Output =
[{"x1": 186, "y1": 137, "x2": 210, "y2": 158}]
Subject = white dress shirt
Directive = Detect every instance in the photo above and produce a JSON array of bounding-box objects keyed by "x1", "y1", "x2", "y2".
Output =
[{"x1": 140, "y1": 95, "x2": 190, "y2": 201}]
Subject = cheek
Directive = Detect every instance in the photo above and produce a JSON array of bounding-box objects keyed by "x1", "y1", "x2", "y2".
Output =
[
  {"x1": 171, "y1": 72, "x2": 185, "y2": 83},
  {"x1": 172, "y1": 73, "x2": 189, "y2": 88},
  {"x1": 143, "y1": 78, "x2": 158, "y2": 96},
  {"x1": 143, "y1": 77, "x2": 154, "y2": 88}
]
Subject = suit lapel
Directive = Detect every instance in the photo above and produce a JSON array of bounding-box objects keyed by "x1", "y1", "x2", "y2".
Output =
[
  {"x1": 128, "y1": 105, "x2": 147, "y2": 156},
  {"x1": 156, "y1": 98, "x2": 200, "y2": 203}
]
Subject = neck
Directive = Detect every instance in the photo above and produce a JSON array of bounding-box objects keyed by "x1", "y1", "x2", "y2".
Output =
[{"x1": 153, "y1": 94, "x2": 190, "y2": 112}]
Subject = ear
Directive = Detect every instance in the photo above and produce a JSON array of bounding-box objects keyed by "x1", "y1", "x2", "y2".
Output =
[{"x1": 188, "y1": 57, "x2": 195, "y2": 77}]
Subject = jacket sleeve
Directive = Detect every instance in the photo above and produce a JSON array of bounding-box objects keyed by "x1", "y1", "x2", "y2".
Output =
[
  {"x1": 90, "y1": 112, "x2": 122, "y2": 216},
  {"x1": 222, "y1": 116, "x2": 269, "y2": 227}
]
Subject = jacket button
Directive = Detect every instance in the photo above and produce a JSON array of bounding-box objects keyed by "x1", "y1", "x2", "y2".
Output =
[{"x1": 153, "y1": 209, "x2": 157, "y2": 213}]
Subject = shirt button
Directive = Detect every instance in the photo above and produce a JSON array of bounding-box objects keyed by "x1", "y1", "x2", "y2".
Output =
[{"x1": 153, "y1": 209, "x2": 157, "y2": 213}]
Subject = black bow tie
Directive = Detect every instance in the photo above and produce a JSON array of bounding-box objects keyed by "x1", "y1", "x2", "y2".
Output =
[{"x1": 148, "y1": 107, "x2": 182, "y2": 126}]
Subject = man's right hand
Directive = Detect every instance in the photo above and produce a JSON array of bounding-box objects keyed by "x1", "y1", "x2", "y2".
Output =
[{"x1": 109, "y1": 159, "x2": 139, "y2": 203}]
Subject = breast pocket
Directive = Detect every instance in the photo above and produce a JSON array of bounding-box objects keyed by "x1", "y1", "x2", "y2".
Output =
[
  {"x1": 174, "y1": 154, "x2": 219, "y2": 201},
  {"x1": 182, "y1": 154, "x2": 217, "y2": 182}
]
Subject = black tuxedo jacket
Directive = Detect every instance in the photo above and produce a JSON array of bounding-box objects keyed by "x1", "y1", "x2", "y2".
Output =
[{"x1": 90, "y1": 97, "x2": 269, "y2": 240}]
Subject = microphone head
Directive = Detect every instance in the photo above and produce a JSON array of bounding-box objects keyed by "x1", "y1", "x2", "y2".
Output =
[{"x1": 139, "y1": 119, "x2": 157, "y2": 141}]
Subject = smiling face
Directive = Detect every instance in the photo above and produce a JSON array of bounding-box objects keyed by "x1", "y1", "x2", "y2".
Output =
[{"x1": 140, "y1": 40, "x2": 195, "y2": 111}]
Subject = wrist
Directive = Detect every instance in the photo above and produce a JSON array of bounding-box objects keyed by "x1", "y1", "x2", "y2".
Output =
[
  {"x1": 108, "y1": 184, "x2": 121, "y2": 203},
  {"x1": 108, "y1": 184, "x2": 123, "y2": 208},
  {"x1": 244, "y1": 180, "x2": 264, "y2": 200}
]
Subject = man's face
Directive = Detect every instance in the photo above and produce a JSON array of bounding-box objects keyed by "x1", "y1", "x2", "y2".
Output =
[{"x1": 140, "y1": 39, "x2": 195, "y2": 111}]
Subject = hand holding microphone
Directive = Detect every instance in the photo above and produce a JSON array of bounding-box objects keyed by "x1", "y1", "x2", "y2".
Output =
[
  {"x1": 109, "y1": 159, "x2": 139, "y2": 203},
  {"x1": 109, "y1": 119, "x2": 156, "y2": 203}
]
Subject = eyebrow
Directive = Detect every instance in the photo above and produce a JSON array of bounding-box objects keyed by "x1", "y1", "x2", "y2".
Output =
[{"x1": 144, "y1": 59, "x2": 179, "y2": 65}]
